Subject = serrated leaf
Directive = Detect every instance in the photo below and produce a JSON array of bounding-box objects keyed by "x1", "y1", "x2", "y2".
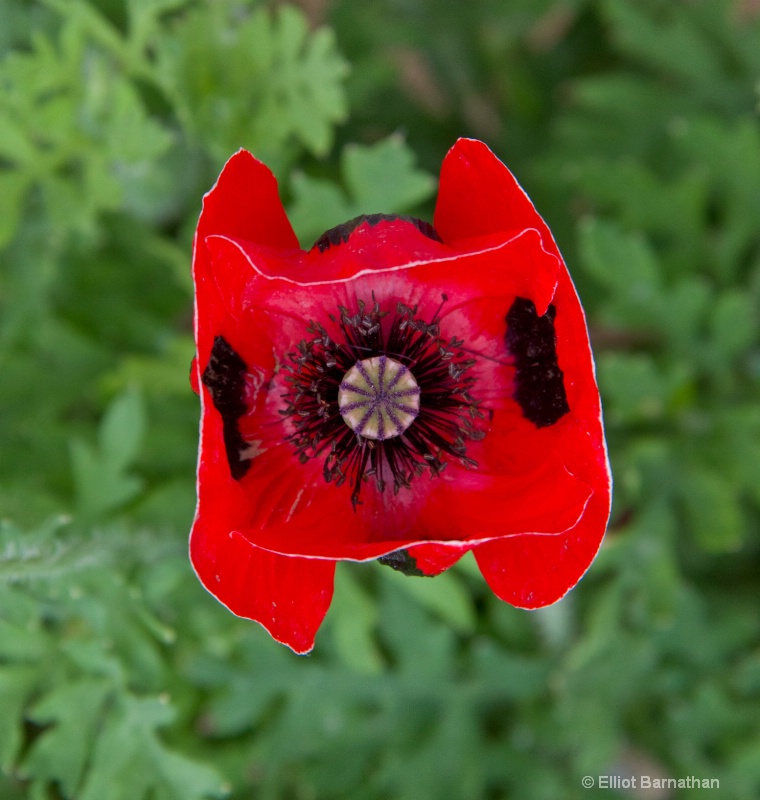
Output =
[
  {"x1": 157, "y1": 4, "x2": 347, "y2": 163},
  {"x1": 343, "y1": 135, "x2": 437, "y2": 214},
  {"x1": 23, "y1": 679, "x2": 112, "y2": 797},
  {"x1": 0, "y1": 15, "x2": 171, "y2": 243},
  {"x1": 272, "y1": 7, "x2": 348, "y2": 156},
  {"x1": 288, "y1": 135, "x2": 436, "y2": 245},
  {"x1": 79, "y1": 695, "x2": 226, "y2": 800}
]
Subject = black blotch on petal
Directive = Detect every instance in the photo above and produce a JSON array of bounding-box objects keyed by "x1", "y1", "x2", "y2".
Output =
[
  {"x1": 202, "y1": 336, "x2": 251, "y2": 480},
  {"x1": 505, "y1": 297, "x2": 570, "y2": 427},
  {"x1": 377, "y1": 548, "x2": 427, "y2": 577},
  {"x1": 313, "y1": 213, "x2": 442, "y2": 253}
]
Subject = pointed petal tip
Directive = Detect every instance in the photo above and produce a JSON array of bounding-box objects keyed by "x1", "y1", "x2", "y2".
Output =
[
  {"x1": 189, "y1": 520, "x2": 335, "y2": 654},
  {"x1": 198, "y1": 149, "x2": 299, "y2": 251}
]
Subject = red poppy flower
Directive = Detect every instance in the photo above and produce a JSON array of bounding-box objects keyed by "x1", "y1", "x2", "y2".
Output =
[{"x1": 190, "y1": 138, "x2": 611, "y2": 654}]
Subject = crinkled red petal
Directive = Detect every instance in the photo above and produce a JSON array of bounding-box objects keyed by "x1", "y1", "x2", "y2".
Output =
[
  {"x1": 472, "y1": 489, "x2": 609, "y2": 608},
  {"x1": 190, "y1": 521, "x2": 334, "y2": 653},
  {"x1": 191, "y1": 142, "x2": 611, "y2": 642},
  {"x1": 191, "y1": 348, "x2": 335, "y2": 651},
  {"x1": 191, "y1": 151, "x2": 339, "y2": 652},
  {"x1": 196, "y1": 149, "x2": 299, "y2": 252},
  {"x1": 199, "y1": 231, "x2": 592, "y2": 561},
  {"x1": 435, "y1": 138, "x2": 550, "y2": 246},
  {"x1": 403, "y1": 542, "x2": 470, "y2": 576},
  {"x1": 435, "y1": 137, "x2": 612, "y2": 603}
]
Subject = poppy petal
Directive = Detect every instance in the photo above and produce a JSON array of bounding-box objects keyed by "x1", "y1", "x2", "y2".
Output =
[
  {"x1": 435, "y1": 138, "x2": 611, "y2": 604},
  {"x1": 196, "y1": 150, "x2": 299, "y2": 252},
  {"x1": 192, "y1": 150, "x2": 300, "y2": 379},
  {"x1": 190, "y1": 515, "x2": 335, "y2": 654},
  {"x1": 403, "y1": 542, "x2": 470, "y2": 576},
  {"x1": 434, "y1": 138, "x2": 551, "y2": 246},
  {"x1": 192, "y1": 351, "x2": 337, "y2": 655},
  {"x1": 199, "y1": 233, "x2": 594, "y2": 560},
  {"x1": 472, "y1": 487, "x2": 609, "y2": 608},
  {"x1": 237, "y1": 459, "x2": 592, "y2": 562}
]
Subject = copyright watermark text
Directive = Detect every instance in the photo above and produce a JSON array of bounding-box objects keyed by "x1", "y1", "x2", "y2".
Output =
[{"x1": 582, "y1": 775, "x2": 719, "y2": 790}]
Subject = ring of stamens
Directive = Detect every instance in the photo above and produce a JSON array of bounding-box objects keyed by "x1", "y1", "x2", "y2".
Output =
[
  {"x1": 280, "y1": 295, "x2": 486, "y2": 507},
  {"x1": 339, "y1": 356, "x2": 420, "y2": 440}
]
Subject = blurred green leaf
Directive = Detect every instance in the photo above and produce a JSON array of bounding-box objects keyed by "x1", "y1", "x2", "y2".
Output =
[
  {"x1": 598, "y1": 352, "x2": 693, "y2": 425},
  {"x1": 78, "y1": 695, "x2": 226, "y2": 800},
  {"x1": 678, "y1": 467, "x2": 746, "y2": 553},
  {"x1": 70, "y1": 388, "x2": 146, "y2": 518},
  {"x1": 98, "y1": 387, "x2": 146, "y2": 473},
  {"x1": 23, "y1": 680, "x2": 112, "y2": 797},
  {"x1": 707, "y1": 289, "x2": 758, "y2": 363},
  {"x1": 601, "y1": 0, "x2": 721, "y2": 82},
  {"x1": 381, "y1": 565, "x2": 477, "y2": 635},
  {"x1": 156, "y1": 3, "x2": 348, "y2": 165},
  {"x1": 0, "y1": 667, "x2": 41, "y2": 769},
  {"x1": 289, "y1": 134, "x2": 436, "y2": 244},
  {"x1": 329, "y1": 566, "x2": 384, "y2": 674},
  {"x1": 0, "y1": 171, "x2": 30, "y2": 248},
  {"x1": 578, "y1": 217, "x2": 661, "y2": 305}
]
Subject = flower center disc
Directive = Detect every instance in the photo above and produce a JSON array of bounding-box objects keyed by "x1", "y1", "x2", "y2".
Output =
[{"x1": 338, "y1": 356, "x2": 420, "y2": 440}]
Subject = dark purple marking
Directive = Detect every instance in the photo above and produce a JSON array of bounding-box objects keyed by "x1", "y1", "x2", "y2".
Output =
[
  {"x1": 202, "y1": 336, "x2": 252, "y2": 480},
  {"x1": 340, "y1": 400, "x2": 372, "y2": 415},
  {"x1": 355, "y1": 406, "x2": 374, "y2": 436},
  {"x1": 340, "y1": 382, "x2": 373, "y2": 398},
  {"x1": 355, "y1": 359, "x2": 374, "y2": 387},
  {"x1": 376, "y1": 413, "x2": 386, "y2": 441},
  {"x1": 387, "y1": 363, "x2": 408, "y2": 390},
  {"x1": 391, "y1": 402, "x2": 419, "y2": 416},
  {"x1": 377, "y1": 355, "x2": 387, "y2": 386},
  {"x1": 505, "y1": 297, "x2": 570, "y2": 427}
]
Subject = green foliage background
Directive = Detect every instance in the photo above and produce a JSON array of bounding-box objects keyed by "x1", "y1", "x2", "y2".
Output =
[{"x1": 1, "y1": 0, "x2": 759, "y2": 797}]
